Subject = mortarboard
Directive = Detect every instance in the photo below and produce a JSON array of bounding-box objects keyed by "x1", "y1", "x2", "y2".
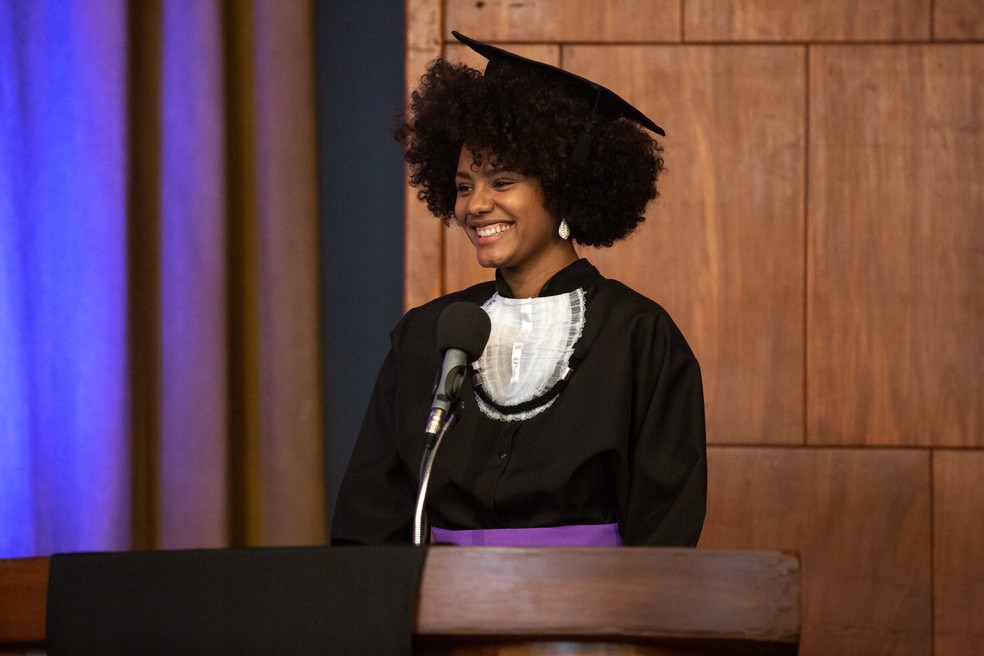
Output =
[{"x1": 451, "y1": 30, "x2": 665, "y2": 137}]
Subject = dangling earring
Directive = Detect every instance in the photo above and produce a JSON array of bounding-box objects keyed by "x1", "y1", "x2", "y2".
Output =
[{"x1": 558, "y1": 219, "x2": 570, "y2": 240}]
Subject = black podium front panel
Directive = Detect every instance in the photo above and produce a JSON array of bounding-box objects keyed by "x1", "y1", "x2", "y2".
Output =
[{"x1": 47, "y1": 546, "x2": 427, "y2": 656}]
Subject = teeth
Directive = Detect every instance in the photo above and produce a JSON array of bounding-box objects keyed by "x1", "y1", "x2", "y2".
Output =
[{"x1": 476, "y1": 223, "x2": 511, "y2": 238}]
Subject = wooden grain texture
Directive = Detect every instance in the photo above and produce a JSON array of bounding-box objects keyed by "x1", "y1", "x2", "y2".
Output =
[
  {"x1": 416, "y1": 642, "x2": 793, "y2": 656},
  {"x1": 700, "y1": 446, "x2": 932, "y2": 656},
  {"x1": 683, "y1": 0, "x2": 931, "y2": 42},
  {"x1": 417, "y1": 548, "x2": 799, "y2": 644},
  {"x1": 933, "y1": 450, "x2": 984, "y2": 656},
  {"x1": 421, "y1": 644, "x2": 629, "y2": 656},
  {"x1": 568, "y1": 45, "x2": 806, "y2": 446},
  {"x1": 405, "y1": 0, "x2": 446, "y2": 309},
  {"x1": 934, "y1": 0, "x2": 984, "y2": 39},
  {"x1": 445, "y1": 0, "x2": 681, "y2": 43},
  {"x1": 0, "y1": 557, "x2": 48, "y2": 648},
  {"x1": 807, "y1": 45, "x2": 984, "y2": 447}
]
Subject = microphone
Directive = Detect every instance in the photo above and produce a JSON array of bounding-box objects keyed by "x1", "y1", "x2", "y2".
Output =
[
  {"x1": 414, "y1": 302, "x2": 490, "y2": 545},
  {"x1": 424, "y1": 302, "x2": 491, "y2": 437}
]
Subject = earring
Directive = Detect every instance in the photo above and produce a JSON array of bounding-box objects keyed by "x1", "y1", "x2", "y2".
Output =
[{"x1": 558, "y1": 219, "x2": 570, "y2": 240}]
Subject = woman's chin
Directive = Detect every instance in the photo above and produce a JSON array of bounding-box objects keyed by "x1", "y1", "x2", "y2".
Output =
[
  {"x1": 472, "y1": 247, "x2": 507, "y2": 270},
  {"x1": 475, "y1": 257, "x2": 502, "y2": 270}
]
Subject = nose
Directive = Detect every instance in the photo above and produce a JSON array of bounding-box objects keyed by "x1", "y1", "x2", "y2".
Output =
[{"x1": 466, "y1": 185, "x2": 494, "y2": 216}]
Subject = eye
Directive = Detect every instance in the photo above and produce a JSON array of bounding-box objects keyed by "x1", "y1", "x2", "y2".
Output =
[
  {"x1": 493, "y1": 178, "x2": 515, "y2": 189},
  {"x1": 456, "y1": 182, "x2": 472, "y2": 194}
]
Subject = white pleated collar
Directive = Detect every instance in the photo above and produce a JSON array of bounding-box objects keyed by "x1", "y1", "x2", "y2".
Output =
[{"x1": 473, "y1": 288, "x2": 586, "y2": 421}]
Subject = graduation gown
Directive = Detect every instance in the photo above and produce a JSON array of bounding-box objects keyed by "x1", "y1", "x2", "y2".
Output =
[{"x1": 330, "y1": 259, "x2": 706, "y2": 546}]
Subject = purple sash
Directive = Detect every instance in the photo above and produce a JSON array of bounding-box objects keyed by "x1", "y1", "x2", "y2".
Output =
[{"x1": 430, "y1": 523, "x2": 622, "y2": 547}]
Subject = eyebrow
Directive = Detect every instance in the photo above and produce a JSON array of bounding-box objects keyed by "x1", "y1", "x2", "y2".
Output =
[{"x1": 456, "y1": 163, "x2": 514, "y2": 179}]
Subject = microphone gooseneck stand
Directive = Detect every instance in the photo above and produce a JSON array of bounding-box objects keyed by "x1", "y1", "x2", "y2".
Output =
[
  {"x1": 413, "y1": 401, "x2": 462, "y2": 546},
  {"x1": 413, "y1": 301, "x2": 490, "y2": 546}
]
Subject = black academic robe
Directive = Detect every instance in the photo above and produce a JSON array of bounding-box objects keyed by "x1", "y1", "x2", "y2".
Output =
[{"x1": 331, "y1": 259, "x2": 706, "y2": 546}]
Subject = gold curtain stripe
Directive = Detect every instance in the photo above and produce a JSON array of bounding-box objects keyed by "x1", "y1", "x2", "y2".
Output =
[
  {"x1": 127, "y1": 0, "x2": 164, "y2": 551},
  {"x1": 222, "y1": 0, "x2": 265, "y2": 547}
]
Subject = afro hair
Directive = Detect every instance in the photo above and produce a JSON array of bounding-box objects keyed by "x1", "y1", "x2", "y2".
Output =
[{"x1": 395, "y1": 58, "x2": 665, "y2": 248}]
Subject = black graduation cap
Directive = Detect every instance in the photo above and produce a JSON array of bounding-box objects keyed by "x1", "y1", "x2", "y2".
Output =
[{"x1": 451, "y1": 30, "x2": 665, "y2": 137}]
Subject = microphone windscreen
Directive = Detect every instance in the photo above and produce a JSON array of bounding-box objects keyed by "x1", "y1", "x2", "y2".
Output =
[{"x1": 436, "y1": 302, "x2": 491, "y2": 360}]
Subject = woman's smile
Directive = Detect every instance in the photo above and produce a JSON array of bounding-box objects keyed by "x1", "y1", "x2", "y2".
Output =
[{"x1": 475, "y1": 222, "x2": 513, "y2": 239}]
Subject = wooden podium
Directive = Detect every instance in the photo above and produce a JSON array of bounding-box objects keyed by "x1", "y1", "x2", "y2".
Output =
[{"x1": 0, "y1": 547, "x2": 799, "y2": 655}]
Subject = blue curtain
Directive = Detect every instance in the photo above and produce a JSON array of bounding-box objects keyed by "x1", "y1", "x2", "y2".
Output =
[
  {"x1": 0, "y1": 0, "x2": 326, "y2": 558},
  {"x1": 0, "y1": 1, "x2": 131, "y2": 557}
]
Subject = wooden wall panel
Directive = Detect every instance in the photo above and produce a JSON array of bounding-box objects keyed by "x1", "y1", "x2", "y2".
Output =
[
  {"x1": 404, "y1": 0, "x2": 445, "y2": 309},
  {"x1": 934, "y1": 0, "x2": 984, "y2": 40},
  {"x1": 808, "y1": 45, "x2": 984, "y2": 447},
  {"x1": 701, "y1": 447, "x2": 932, "y2": 656},
  {"x1": 445, "y1": 0, "x2": 681, "y2": 43},
  {"x1": 569, "y1": 45, "x2": 805, "y2": 446},
  {"x1": 683, "y1": 0, "x2": 932, "y2": 42},
  {"x1": 933, "y1": 450, "x2": 984, "y2": 656},
  {"x1": 404, "y1": 5, "x2": 983, "y2": 652}
]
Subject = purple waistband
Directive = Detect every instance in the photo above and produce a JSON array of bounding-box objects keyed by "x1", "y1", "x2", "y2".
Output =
[{"x1": 430, "y1": 523, "x2": 623, "y2": 547}]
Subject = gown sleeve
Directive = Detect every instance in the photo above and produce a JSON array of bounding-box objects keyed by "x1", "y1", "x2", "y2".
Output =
[
  {"x1": 620, "y1": 310, "x2": 707, "y2": 546},
  {"x1": 330, "y1": 317, "x2": 420, "y2": 545}
]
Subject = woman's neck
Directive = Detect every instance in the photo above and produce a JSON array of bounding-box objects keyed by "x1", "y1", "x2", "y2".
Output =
[{"x1": 500, "y1": 246, "x2": 578, "y2": 298}]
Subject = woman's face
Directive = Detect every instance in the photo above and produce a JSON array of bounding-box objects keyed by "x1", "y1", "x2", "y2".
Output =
[{"x1": 453, "y1": 145, "x2": 567, "y2": 276}]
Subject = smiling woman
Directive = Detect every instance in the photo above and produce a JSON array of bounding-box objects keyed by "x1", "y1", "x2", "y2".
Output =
[{"x1": 331, "y1": 32, "x2": 706, "y2": 547}]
